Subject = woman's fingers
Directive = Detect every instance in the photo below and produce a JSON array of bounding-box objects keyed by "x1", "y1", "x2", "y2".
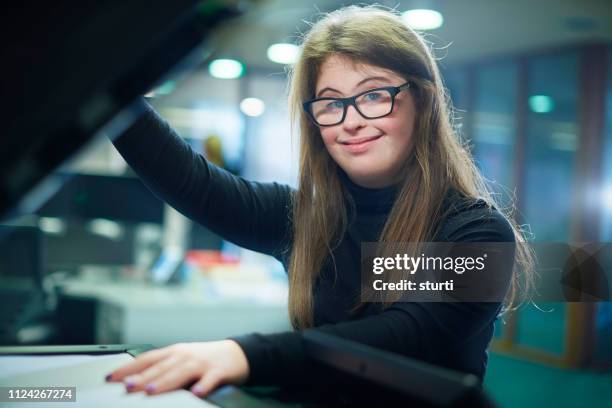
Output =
[
  {"x1": 124, "y1": 355, "x2": 184, "y2": 393},
  {"x1": 190, "y1": 371, "x2": 223, "y2": 398},
  {"x1": 106, "y1": 347, "x2": 173, "y2": 382},
  {"x1": 144, "y1": 361, "x2": 204, "y2": 395},
  {"x1": 103, "y1": 341, "x2": 248, "y2": 397}
]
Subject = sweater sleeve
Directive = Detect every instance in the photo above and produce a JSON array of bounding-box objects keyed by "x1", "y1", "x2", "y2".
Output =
[
  {"x1": 112, "y1": 99, "x2": 294, "y2": 259},
  {"x1": 231, "y1": 204, "x2": 515, "y2": 385}
]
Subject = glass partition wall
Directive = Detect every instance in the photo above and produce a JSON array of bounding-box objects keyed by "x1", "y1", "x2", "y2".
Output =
[{"x1": 443, "y1": 43, "x2": 610, "y2": 369}]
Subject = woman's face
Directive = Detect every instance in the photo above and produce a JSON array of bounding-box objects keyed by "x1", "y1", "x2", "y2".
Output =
[{"x1": 315, "y1": 55, "x2": 417, "y2": 189}]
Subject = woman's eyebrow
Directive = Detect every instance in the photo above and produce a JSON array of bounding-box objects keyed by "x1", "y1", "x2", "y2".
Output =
[{"x1": 316, "y1": 76, "x2": 392, "y2": 97}]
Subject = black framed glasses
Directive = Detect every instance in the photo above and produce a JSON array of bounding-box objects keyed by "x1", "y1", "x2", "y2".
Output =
[{"x1": 303, "y1": 82, "x2": 411, "y2": 127}]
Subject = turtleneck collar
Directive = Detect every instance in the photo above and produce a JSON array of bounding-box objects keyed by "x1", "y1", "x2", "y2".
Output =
[{"x1": 338, "y1": 169, "x2": 400, "y2": 214}]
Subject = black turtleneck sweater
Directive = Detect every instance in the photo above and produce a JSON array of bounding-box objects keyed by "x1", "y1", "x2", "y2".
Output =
[{"x1": 112, "y1": 100, "x2": 515, "y2": 386}]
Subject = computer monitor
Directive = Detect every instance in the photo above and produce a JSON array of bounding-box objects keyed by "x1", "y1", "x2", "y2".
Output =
[
  {"x1": 37, "y1": 174, "x2": 165, "y2": 225},
  {"x1": 0, "y1": 225, "x2": 47, "y2": 345},
  {"x1": 0, "y1": 225, "x2": 44, "y2": 292}
]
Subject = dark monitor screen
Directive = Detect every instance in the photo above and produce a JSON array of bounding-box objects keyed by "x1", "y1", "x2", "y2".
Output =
[
  {"x1": 36, "y1": 173, "x2": 164, "y2": 225},
  {"x1": 0, "y1": 225, "x2": 47, "y2": 344},
  {"x1": 0, "y1": 226, "x2": 44, "y2": 292}
]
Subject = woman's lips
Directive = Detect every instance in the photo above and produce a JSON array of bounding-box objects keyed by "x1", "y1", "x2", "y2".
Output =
[{"x1": 339, "y1": 135, "x2": 383, "y2": 153}]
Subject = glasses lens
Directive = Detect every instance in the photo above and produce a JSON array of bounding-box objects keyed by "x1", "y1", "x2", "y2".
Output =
[
  {"x1": 356, "y1": 89, "x2": 393, "y2": 118},
  {"x1": 310, "y1": 99, "x2": 344, "y2": 125}
]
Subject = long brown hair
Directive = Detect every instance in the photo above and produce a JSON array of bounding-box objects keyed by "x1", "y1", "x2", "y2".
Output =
[{"x1": 286, "y1": 5, "x2": 533, "y2": 329}]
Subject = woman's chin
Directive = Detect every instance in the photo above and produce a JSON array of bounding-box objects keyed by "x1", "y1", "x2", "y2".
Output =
[{"x1": 342, "y1": 168, "x2": 396, "y2": 189}]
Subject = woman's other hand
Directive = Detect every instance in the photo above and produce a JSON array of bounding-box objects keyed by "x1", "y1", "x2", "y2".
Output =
[{"x1": 105, "y1": 340, "x2": 249, "y2": 397}]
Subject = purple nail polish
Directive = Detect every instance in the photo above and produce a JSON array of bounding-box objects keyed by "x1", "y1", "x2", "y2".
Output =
[
  {"x1": 145, "y1": 384, "x2": 156, "y2": 393},
  {"x1": 192, "y1": 385, "x2": 204, "y2": 395},
  {"x1": 105, "y1": 374, "x2": 112, "y2": 381},
  {"x1": 126, "y1": 381, "x2": 135, "y2": 390}
]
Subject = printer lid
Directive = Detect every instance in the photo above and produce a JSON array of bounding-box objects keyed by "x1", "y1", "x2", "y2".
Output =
[{"x1": 0, "y1": 0, "x2": 244, "y2": 220}]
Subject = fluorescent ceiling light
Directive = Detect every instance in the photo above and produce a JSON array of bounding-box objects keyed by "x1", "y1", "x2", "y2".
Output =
[
  {"x1": 87, "y1": 218, "x2": 123, "y2": 240},
  {"x1": 208, "y1": 59, "x2": 244, "y2": 79},
  {"x1": 267, "y1": 43, "x2": 299, "y2": 64},
  {"x1": 39, "y1": 217, "x2": 66, "y2": 235},
  {"x1": 402, "y1": 9, "x2": 444, "y2": 30},
  {"x1": 529, "y1": 95, "x2": 555, "y2": 113},
  {"x1": 240, "y1": 98, "x2": 265, "y2": 117}
]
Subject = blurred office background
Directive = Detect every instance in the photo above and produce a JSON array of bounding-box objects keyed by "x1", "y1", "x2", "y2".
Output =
[{"x1": 1, "y1": 0, "x2": 612, "y2": 406}]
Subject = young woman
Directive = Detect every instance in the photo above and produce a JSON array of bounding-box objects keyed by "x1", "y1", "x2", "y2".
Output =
[{"x1": 105, "y1": 5, "x2": 530, "y2": 398}]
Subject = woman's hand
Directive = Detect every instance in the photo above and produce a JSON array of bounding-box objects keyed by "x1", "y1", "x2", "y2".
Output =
[{"x1": 105, "y1": 340, "x2": 249, "y2": 397}]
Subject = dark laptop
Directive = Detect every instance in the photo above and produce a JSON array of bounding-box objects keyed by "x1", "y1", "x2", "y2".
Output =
[{"x1": 302, "y1": 331, "x2": 498, "y2": 407}]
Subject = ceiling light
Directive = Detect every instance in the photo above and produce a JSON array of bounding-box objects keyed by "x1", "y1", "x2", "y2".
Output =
[
  {"x1": 208, "y1": 59, "x2": 244, "y2": 79},
  {"x1": 267, "y1": 43, "x2": 299, "y2": 65},
  {"x1": 39, "y1": 217, "x2": 66, "y2": 235},
  {"x1": 529, "y1": 95, "x2": 555, "y2": 113},
  {"x1": 240, "y1": 98, "x2": 265, "y2": 117},
  {"x1": 401, "y1": 9, "x2": 444, "y2": 30},
  {"x1": 87, "y1": 218, "x2": 123, "y2": 240}
]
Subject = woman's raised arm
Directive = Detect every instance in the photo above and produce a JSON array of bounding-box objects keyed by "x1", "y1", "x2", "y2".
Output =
[{"x1": 112, "y1": 99, "x2": 293, "y2": 259}]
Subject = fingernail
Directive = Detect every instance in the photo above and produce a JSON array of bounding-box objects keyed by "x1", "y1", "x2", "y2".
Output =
[
  {"x1": 125, "y1": 377, "x2": 136, "y2": 390},
  {"x1": 191, "y1": 385, "x2": 204, "y2": 395},
  {"x1": 105, "y1": 373, "x2": 112, "y2": 381},
  {"x1": 145, "y1": 384, "x2": 156, "y2": 393}
]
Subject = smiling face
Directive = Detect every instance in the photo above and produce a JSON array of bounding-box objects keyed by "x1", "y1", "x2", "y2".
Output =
[{"x1": 314, "y1": 55, "x2": 417, "y2": 189}]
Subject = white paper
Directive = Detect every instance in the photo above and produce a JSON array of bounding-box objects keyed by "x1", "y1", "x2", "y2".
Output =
[
  {"x1": 0, "y1": 354, "x2": 121, "y2": 379},
  {"x1": 0, "y1": 353, "x2": 218, "y2": 407}
]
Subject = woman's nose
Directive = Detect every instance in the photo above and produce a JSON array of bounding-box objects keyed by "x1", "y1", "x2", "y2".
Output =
[{"x1": 342, "y1": 104, "x2": 366, "y2": 131}]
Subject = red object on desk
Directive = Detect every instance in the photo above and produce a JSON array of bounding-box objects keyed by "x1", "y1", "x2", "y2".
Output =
[{"x1": 185, "y1": 250, "x2": 240, "y2": 268}]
